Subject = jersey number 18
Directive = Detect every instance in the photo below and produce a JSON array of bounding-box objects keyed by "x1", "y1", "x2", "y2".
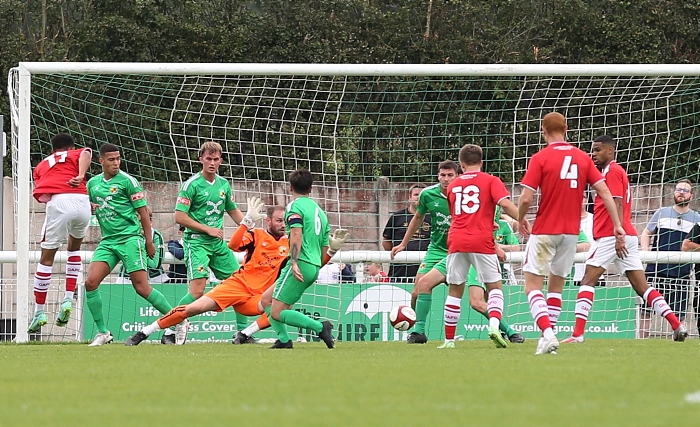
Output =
[{"x1": 452, "y1": 185, "x2": 480, "y2": 215}]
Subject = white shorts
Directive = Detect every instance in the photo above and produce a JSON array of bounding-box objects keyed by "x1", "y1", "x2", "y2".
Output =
[
  {"x1": 585, "y1": 235, "x2": 643, "y2": 272},
  {"x1": 522, "y1": 234, "x2": 578, "y2": 278},
  {"x1": 446, "y1": 252, "x2": 502, "y2": 285},
  {"x1": 40, "y1": 194, "x2": 91, "y2": 250}
]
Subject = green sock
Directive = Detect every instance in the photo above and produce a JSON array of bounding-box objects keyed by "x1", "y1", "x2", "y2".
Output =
[
  {"x1": 86, "y1": 289, "x2": 108, "y2": 334},
  {"x1": 178, "y1": 292, "x2": 197, "y2": 306},
  {"x1": 414, "y1": 293, "x2": 432, "y2": 334},
  {"x1": 265, "y1": 306, "x2": 291, "y2": 343},
  {"x1": 479, "y1": 309, "x2": 515, "y2": 337},
  {"x1": 235, "y1": 312, "x2": 248, "y2": 331},
  {"x1": 279, "y1": 309, "x2": 323, "y2": 333},
  {"x1": 146, "y1": 288, "x2": 173, "y2": 315}
]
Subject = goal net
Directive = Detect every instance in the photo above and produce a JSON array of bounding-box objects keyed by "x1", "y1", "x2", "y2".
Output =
[{"x1": 6, "y1": 63, "x2": 700, "y2": 344}]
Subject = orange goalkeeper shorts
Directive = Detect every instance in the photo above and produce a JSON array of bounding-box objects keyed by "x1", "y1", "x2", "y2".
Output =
[{"x1": 204, "y1": 276, "x2": 262, "y2": 316}]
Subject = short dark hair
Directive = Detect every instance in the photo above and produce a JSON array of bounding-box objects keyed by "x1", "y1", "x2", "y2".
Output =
[
  {"x1": 267, "y1": 205, "x2": 285, "y2": 218},
  {"x1": 677, "y1": 178, "x2": 692, "y2": 187},
  {"x1": 437, "y1": 160, "x2": 459, "y2": 173},
  {"x1": 51, "y1": 133, "x2": 75, "y2": 151},
  {"x1": 594, "y1": 135, "x2": 616, "y2": 147},
  {"x1": 458, "y1": 144, "x2": 483, "y2": 166},
  {"x1": 99, "y1": 143, "x2": 120, "y2": 157},
  {"x1": 289, "y1": 169, "x2": 313, "y2": 194}
]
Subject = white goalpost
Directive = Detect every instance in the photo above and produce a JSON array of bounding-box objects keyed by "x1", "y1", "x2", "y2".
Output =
[{"x1": 6, "y1": 62, "x2": 700, "y2": 344}]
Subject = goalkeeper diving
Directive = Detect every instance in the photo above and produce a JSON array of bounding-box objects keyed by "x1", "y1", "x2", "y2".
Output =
[{"x1": 125, "y1": 197, "x2": 350, "y2": 346}]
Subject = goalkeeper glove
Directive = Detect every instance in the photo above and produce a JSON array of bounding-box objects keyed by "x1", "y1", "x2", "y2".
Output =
[
  {"x1": 327, "y1": 229, "x2": 350, "y2": 256},
  {"x1": 240, "y1": 197, "x2": 266, "y2": 229}
]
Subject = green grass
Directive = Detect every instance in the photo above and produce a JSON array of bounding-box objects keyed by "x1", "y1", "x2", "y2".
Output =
[{"x1": 1, "y1": 339, "x2": 699, "y2": 427}]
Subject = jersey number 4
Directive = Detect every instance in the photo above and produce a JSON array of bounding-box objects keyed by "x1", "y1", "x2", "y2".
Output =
[
  {"x1": 452, "y1": 185, "x2": 480, "y2": 215},
  {"x1": 47, "y1": 151, "x2": 68, "y2": 168},
  {"x1": 560, "y1": 156, "x2": 578, "y2": 188}
]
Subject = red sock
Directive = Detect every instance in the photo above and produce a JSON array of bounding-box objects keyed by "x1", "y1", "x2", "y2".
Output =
[
  {"x1": 444, "y1": 296, "x2": 461, "y2": 340},
  {"x1": 33, "y1": 263, "x2": 52, "y2": 306},
  {"x1": 528, "y1": 290, "x2": 552, "y2": 333},
  {"x1": 65, "y1": 251, "x2": 82, "y2": 294},
  {"x1": 487, "y1": 289, "x2": 504, "y2": 321},
  {"x1": 645, "y1": 288, "x2": 681, "y2": 330},
  {"x1": 547, "y1": 292, "x2": 562, "y2": 329},
  {"x1": 573, "y1": 286, "x2": 595, "y2": 337}
]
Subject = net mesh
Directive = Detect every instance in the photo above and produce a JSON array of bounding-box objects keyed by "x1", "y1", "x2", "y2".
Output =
[{"x1": 7, "y1": 69, "x2": 700, "y2": 342}]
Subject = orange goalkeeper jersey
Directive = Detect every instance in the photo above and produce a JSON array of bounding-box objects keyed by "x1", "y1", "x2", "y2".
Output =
[{"x1": 228, "y1": 227, "x2": 288, "y2": 293}]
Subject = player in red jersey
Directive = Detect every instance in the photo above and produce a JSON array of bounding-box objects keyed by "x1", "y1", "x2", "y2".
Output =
[
  {"x1": 561, "y1": 135, "x2": 688, "y2": 343},
  {"x1": 518, "y1": 112, "x2": 626, "y2": 355},
  {"x1": 441, "y1": 144, "x2": 522, "y2": 349},
  {"x1": 28, "y1": 133, "x2": 92, "y2": 334}
]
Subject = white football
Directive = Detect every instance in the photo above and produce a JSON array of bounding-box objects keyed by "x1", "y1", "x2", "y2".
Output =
[{"x1": 389, "y1": 305, "x2": 417, "y2": 331}]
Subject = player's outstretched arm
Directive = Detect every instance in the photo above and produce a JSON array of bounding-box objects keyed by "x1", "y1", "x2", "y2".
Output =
[
  {"x1": 391, "y1": 212, "x2": 425, "y2": 259},
  {"x1": 239, "y1": 197, "x2": 265, "y2": 229},
  {"x1": 322, "y1": 229, "x2": 350, "y2": 266}
]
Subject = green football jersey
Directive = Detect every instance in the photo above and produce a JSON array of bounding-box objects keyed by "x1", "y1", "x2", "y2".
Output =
[
  {"x1": 285, "y1": 196, "x2": 330, "y2": 267},
  {"x1": 495, "y1": 218, "x2": 519, "y2": 246},
  {"x1": 175, "y1": 172, "x2": 237, "y2": 242},
  {"x1": 416, "y1": 183, "x2": 451, "y2": 251},
  {"x1": 87, "y1": 171, "x2": 147, "y2": 242}
]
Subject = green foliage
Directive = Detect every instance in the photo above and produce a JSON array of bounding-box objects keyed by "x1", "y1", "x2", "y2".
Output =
[{"x1": 3, "y1": 0, "x2": 700, "y2": 180}]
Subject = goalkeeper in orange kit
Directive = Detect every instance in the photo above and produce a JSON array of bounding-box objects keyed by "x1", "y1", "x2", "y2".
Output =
[{"x1": 124, "y1": 199, "x2": 287, "y2": 345}]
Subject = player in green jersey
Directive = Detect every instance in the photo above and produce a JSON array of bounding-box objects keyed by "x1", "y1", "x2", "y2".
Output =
[
  {"x1": 84, "y1": 144, "x2": 174, "y2": 346},
  {"x1": 391, "y1": 160, "x2": 459, "y2": 344},
  {"x1": 265, "y1": 169, "x2": 349, "y2": 349},
  {"x1": 172, "y1": 141, "x2": 254, "y2": 344}
]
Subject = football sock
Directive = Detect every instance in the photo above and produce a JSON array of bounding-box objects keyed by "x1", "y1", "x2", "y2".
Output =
[
  {"x1": 142, "y1": 321, "x2": 162, "y2": 337},
  {"x1": 33, "y1": 263, "x2": 52, "y2": 312},
  {"x1": 414, "y1": 293, "x2": 432, "y2": 334},
  {"x1": 85, "y1": 289, "x2": 108, "y2": 334},
  {"x1": 178, "y1": 292, "x2": 197, "y2": 306},
  {"x1": 444, "y1": 295, "x2": 461, "y2": 341},
  {"x1": 265, "y1": 306, "x2": 291, "y2": 343},
  {"x1": 242, "y1": 319, "x2": 262, "y2": 336},
  {"x1": 547, "y1": 292, "x2": 562, "y2": 329},
  {"x1": 157, "y1": 305, "x2": 187, "y2": 330},
  {"x1": 145, "y1": 288, "x2": 173, "y2": 315},
  {"x1": 256, "y1": 313, "x2": 271, "y2": 330},
  {"x1": 477, "y1": 309, "x2": 515, "y2": 336},
  {"x1": 279, "y1": 309, "x2": 323, "y2": 334},
  {"x1": 235, "y1": 312, "x2": 248, "y2": 332},
  {"x1": 528, "y1": 290, "x2": 554, "y2": 340},
  {"x1": 65, "y1": 251, "x2": 81, "y2": 300},
  {"x1": 644, "y1": 287, "x2": 681, "y2": 330},
  {"x1": 487, "y1": 288, "x2": 504, "y2": 330},
  {"x1": 573, "y1": 286, "x2": 595, "y2": 337}
]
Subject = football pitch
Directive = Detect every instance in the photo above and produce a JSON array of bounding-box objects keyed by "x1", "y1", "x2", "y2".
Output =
[{"x1": 1, "y1": 339, "x2": 699, "y2": 427}]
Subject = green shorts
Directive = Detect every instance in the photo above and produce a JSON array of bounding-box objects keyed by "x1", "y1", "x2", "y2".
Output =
[
  {"x1": 183, "y1": 237, "x2": 239, "y2": 281},
  {"x1": 272, "y1": 260, "x2": 320, "y2": 306},
  {"x1": 417, "y1": 247, "x2": 448, "y2": 275},
  {"x1": 92, "y1": 236, "x2": 148, "y2": 273},
  {"x1": 433, "y1": 257, "x2": 448, "y2": 276}
]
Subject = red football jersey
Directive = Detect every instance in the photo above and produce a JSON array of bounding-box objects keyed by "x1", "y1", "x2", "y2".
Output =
[
  {"x1": 521, "y1": 142, "x2": 604, "y2": 235},
  {"x1": 33, "y1": 148, "x2": 90, "y2": 203},
  {"x1": 447, "y1": 171, "x2": 510, "y2": 254},
  {"x1": 593, "y1": 161, "x2": 636, "y2": 239}
]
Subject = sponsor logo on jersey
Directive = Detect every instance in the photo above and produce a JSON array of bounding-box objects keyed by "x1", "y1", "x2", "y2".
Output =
[
  {"x1": 177, "y1": 196, "x2": 191, "y2": 206},
  {"x1": 131, "y1": 191, "x2": 145, "y2": 201}
]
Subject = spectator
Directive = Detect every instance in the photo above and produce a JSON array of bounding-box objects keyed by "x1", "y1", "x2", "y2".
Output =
[
  {"x1": 640, "y1": 179, "x2": 700, "y2": 337},
  {"x1": 167, "y1": 225, "x2": 188, "y2": 284},
  {"x1": 382, "y1": 184, "x2": 431, "y2": 282},
  {"x1": 365, "y1": 262, "x2": 389, "y2": 283},
  {"x1": 681, "y1": 218, "x2": 700, "y2": 338},
  {"x1": 340, "y1": 263, "x2": 356, "y2": 283}
]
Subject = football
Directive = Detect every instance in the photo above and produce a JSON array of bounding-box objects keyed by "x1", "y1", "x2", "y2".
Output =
[{"x1": 389, "y1": 305, "x2": 417, "y2": 331}]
